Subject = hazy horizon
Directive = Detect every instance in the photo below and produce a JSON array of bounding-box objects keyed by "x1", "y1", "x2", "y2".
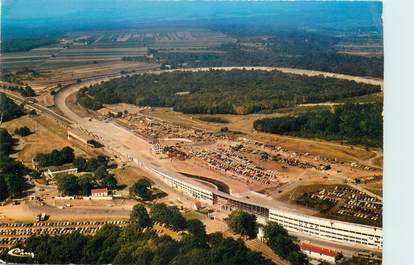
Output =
[{"x1": 2, "y1": 0, "x2": 382, "y2": 39}]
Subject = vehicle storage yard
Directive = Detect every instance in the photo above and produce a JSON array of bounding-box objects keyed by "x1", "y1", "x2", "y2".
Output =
[
  {"x1": 101, "y1": 103, "x2": 382, "y2": 200},
  {"x1": 0, "y1": 220, "x2": 130, "y2": 251}
]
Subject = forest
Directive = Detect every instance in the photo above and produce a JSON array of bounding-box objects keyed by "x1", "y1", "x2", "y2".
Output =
[
  {"x1": 77, "y1": 88, "x2": 103, "y2": 110},
  {"x1": 0, "y1": 84, "x2": 36, "y2": 98},
  {"x1": 159, "y1": 45, "x2": 383, "y2": 78},
  {"x1": 155, "y1": 30, "x2": 383, "y2": 78},
  {"x1": 81, "y1": 70, "x2": 380, "y2": 115},
  {"x1": 0, "y1": 129, "x2": 28, "y2": 201},
  {"x1": 0, "y1": 95, "x2": 29, "y2": 201},
  {"x1": 1, "y1": 35, "x2": 58, "y2": 53},
  {"x1": 253, "y1": 103, "x2": 383, "y2": 147},
  {"x1": 34, "y1": 147, "x2": 75, "y2": 168},
  {"x1": 0, "y1": 93, "x2": 25, "y2": 122}
]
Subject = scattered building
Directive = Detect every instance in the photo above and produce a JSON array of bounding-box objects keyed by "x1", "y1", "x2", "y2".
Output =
[
  {"x1": 44, "y1": 164, "x2": 78, "y2": 178},
  {"x1": 299, "y1": 242, "x2": 338, "y2": 264},
  {"x1": 91, "y1": 188, "x2": 109, "y2": 197}
]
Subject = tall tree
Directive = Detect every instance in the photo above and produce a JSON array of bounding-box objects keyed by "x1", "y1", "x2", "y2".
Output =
[
  {"x1": 226, "y1": 210, "x2": 257, "y2": 239},
  {"x1": 56, "y1": 174, "x2": 79, "y2": 196},
  {"x1": 81, "y1": 224, "x2": 122, "y2": 264},
  {"x1": 72, "y1": 157, "x2": 88, "y2": 172},
  {"x1": 101, "y1": 174, "x2": 117, "y2": 190},
  {"x1": 4, "y1": 173, "x2": 26, "y2": 198},
  {"x1": 186, "y1": 219, "x2": 206, "y2": 240},
  {"x1": 130, "y1": 179, "x2": 152, "y2": 200},
  {"x1": 151, "y1": 203, "x2": 186, "y2": 231},
  {"x1": 130, "y1": 204, "x2": 152, "y2": 229},
  {"x1": 263, "y1": 222, "x2": 306, "y2": 265},
  {"x1": 0, "y1": 93, "x2": 24, "y2": 122},
  {"x1": 0, "y1": 175, "x2": 9, "y2": 200}
]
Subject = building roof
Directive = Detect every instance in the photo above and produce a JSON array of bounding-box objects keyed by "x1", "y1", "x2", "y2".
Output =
[
  {"x1": 91, "y1": 188, "x2": 108, "y2": 194},
  {"x1": 68, "y1": 128, "x2": 93, "y2": 141},
  {"x1": 299, "y1": 243, "x2": 337, "y2": 258},
  {"x1": 46, "y1": 164, "x2": 77, "y2": 172}
]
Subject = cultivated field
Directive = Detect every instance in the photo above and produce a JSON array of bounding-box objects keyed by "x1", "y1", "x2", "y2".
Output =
[{"x1": 2, "y1": 29, "x2": 234, "y2": 73}]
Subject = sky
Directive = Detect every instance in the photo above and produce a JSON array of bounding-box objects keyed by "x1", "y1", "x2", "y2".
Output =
[
  {"x1": 1, "y1": 0, "x2": 383, "y2": 37},
  {"x1": 2, "y1": 0, "x2": 382, "y2": 21}
]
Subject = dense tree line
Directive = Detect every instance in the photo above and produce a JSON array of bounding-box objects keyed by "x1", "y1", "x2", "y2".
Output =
[
  {"x1": 72, "y1": 155, "x2": 109, "y2": 173},
  {"x1": 131, "y1": 204, "x2": 152, "y2": 228},
  {"x1": 1, "y1": 36, "x2": 58, "y2": 53},
  {"x1": 155, "y1": 30, "x2": 383, "y2": 78},
  {"x1": 226, "y1": 210, "x2": 257, "y2": 239},
  {"x1": 254, "y1": 103, "x2": 383, "y2": 147},
  {"x1": 160, "y1": 46, "x2": 383, "y2": 78},
  {"x1": 198, "y1": 116, "x2": 229, "y2": 124},
  {"x1": 151, "y1": 203, "x2": 187, "y2": 231},
  {"x1": 1, "y1": 204, "x2": 274, "y2": 265},
  {"x1": 0, "y1": 84, "x2": 36, "y2": 97},
  {"x1": 0, "y1": 73, "x2": 24, "y2": 85},
  {"x1": 130, "y1": 179, "x2": 153, "y2": 201},
  {"x1": 0, "y1": 129, "x2": 15, "y2": 155},
  {"x1": 0, "y1": 129, "x2": 27, "y2": 201},
  {"x1": 225, "y1": 210, "x2": 307, "y2": 265},
  {"x1": 34, "y1": 147, "x2": 75, "y2": 167},
  {"x1": 82, "y1": 70, "x2": 380, "y2": 115},
  {"x1": 263, "y1": 222, "x2": 307, "y2": 265},
  {"x1": 77, "y1": 88, "x2": 103, "y2": 110},
  {"x1": 122, "y1": 56, "x2": 153, "y2": 63},
  {"x1": 0, "y1": 93, "x2": 24, "y2": 122}
]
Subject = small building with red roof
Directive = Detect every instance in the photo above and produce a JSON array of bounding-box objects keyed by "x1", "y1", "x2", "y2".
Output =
[
  {"x1": 91, "y1": 188, "x2": 109, "y2": 197},
  {"x1": 299, "y1": 242, "x2": 338, "y2": 264}
]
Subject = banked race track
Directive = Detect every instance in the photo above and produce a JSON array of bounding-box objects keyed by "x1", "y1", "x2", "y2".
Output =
[{"x1": 54, "y1": 66, "x2": 383, "y2": 252}]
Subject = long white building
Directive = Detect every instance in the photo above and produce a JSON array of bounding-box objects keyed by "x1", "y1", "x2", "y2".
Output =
[
  {"x1": 133, "y1": 157, "x2": 383, "y2": 250},
  {"x1": 269, "y1": 208, "x2": 382, "y2": 249},
  {"x1": 149, "y1": 166, "x2": 214, "y2": 204}
]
